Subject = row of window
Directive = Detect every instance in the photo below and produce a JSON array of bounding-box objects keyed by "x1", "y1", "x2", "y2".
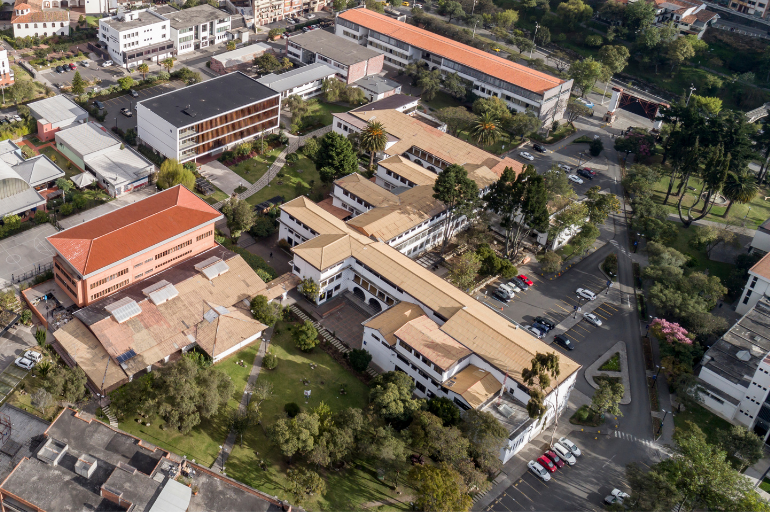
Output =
[
  {"x1": 196, "y1": 230, "x2": 213, "y2": 242},
  {"x1": 408, "y1": 146, "x2": 448, "y2": 169},
  {"x1": 384, "y1": 169, "x2": 416, "y2": 188},
  {"x1": 342, "y1": 29, "x2": 359, "y2": 40},
  {"x1": 55, "y1": 273, "x2": 76, "y2": 298},
  {"x1": 156, "y1": 249, "x2": 192, "y2": 269},
  {"x1": 368, "y1": 30, "x2": 409, "y2": 52},
  {"x1": 368, "y1": 40, "x2": 409, "y2": 61},
  {"x1": 320, "y1": 272, "x2": 344, "y2": 289},
  {"x1": 340, "y1": 188, "x2": 372, "y2": 209},
  {"x1": 156, "y1": 239, "x2": 192, "y2": 260},
  {"x1": 353, "y1": 259, "x2": 404, "y2": 294},
  {"x1": 91, "y1": 279, "x2": 129, "y2": 301},
  {"x1": 90, "y1": 268, "x2": 128, "y2": 290},
  {"x1": 54, "y1": 261, "x2": 76, "y2": 286},
  {"x1": 286, "y1": 214, "x2": 319, "y2": 236},
  {"x1": 17, "y1": 22, "x2": 66, "y2": 28},
  {"x1": 352, "y1": 273, "x2": 396, "y2": 306}
]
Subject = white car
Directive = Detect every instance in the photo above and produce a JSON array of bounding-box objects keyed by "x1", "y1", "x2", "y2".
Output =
[
  {"x1": 552, "y1": 442, "x2": 577, "y2": 465},
  {"x1": 102, "y1": 60, "x2": 113, "y2": 67},
  {"x1": 557, "y1": 163, "x2": 572, "y2": 172},
  {"x1": 519, "y1": 151, "x2": 535, "y2": 161},
  {"x1": 526, "y1": 325, "x2": 545, "y2": 339},
  {"x1": 14, "y1": 357, "x2": 34, "y2": 371},
  {"x1": 528, "y1": 460, "x2": 551, "y2": 482},
  {"x1": 568, "y1": 174, "x2": 584, "y2": 184},
  {"x1": 576, "y1": 288, "x2": 596, "y2": 301},
  {"x1": 583, "y1": 312, "x2": 602, "y2": 326},
  {"x1": 610, "y1": 489, "x2": 630, "y2": 499},
  {"x1": 81, "y1": 60, "x2": 89, "y2": 67},
  {"x1": 307, "y1": 13, "x2": 315, "y2": 17},
  {"x1": 559, "y1": 437, "x2": 581, "y2": 457},
  {"x1": 23, "y1": 351, "x2": 43, "y2": 364},
  {"x1": 605, "y1": 489, "x2": 630, "y2": 505},
  {"x1": 287, "y1": 18, "x2": 296, "y2": 23}
]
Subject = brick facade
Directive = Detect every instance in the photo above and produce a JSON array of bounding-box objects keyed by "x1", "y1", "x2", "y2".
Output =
[{"x1": 345, "y1": 54, "x2": 384, "y2": 84}]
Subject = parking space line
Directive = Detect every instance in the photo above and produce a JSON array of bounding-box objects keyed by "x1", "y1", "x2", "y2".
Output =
[
  {"x1": 601, "y1": 303, "x2": 619, "y2": 311},
  {"x1": 574, "y1": 323, "x2": 592, "y2": 333},
  {"x1": 563, "y1": 296, "x2": 579, "y2": 304},
  {"x1": 596, "y1": 306, "x2": 615, "y2": 315},
  {"x1": 591, "y1": 310, "x2": 609, "y2": 320},
  {"x1": 517, "y1": 478, "x2": 543, "y2": 495},
  {"x1": 566, "y1": 329, "x2": 585, "y2": 339},
  {"x1": 554, "y1": 303, "x2": 571, "y2": 313},
  {"x1": 500, "y1": 493, "x2": 521, "y2": 509}
]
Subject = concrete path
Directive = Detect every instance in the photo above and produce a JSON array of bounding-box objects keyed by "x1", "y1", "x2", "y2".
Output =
[
  {"x1": 199, "y1": 160, "x2": 246, "y2": 196},
  {"x1": 212, "y1": 333, "x2": 270, "y2": 475},
  {"x1": 584, "y1": 340, "x2": 631, "y2": 405}
]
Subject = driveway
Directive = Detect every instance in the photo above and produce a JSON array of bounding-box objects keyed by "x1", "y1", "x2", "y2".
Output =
[{"x1": 199, "y1": 160, "x2": 244, "y2": 196}]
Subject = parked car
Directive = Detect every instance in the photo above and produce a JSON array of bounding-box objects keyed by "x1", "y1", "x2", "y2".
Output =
[
  {"x1": 557, "y1": 163, "x2": 572, "y2": 172},
  {"x1": 528, "y1": 460, "x2": 551, "y2": 482},
  {"x1": 554, "y1": 334, "x2": 575, "y2": 350},
  {"x1": 130, "y1": 89, "x2": 138, "y2": 97},
  {"x1": 552, "y1": 442, "x2": 577, "y2": 465},
  {"x1": 402, "y1": 1, "x2": 409, "y2": 4},
  {"x1": 103, "y1": 59, "x2": 114, "y2": 66},
  {"x1": 604, "y1": 490, "x2": 629, "y2": 506},
  {"x1": 519, "y1": 151, "x2": 535, "y2": 161},
  {"x1": 14, "y1": 357, "x2": 34, "y2": 371},
  {"x1": 506, "y1": 280, "x2": 522, "y2": 293},
  {"x1": 577, "y1": 168, "x2": 595, "y2": 179},
  {"x1": 55, "y1": 66, "x2": 63, "y2": 73},
  {"x1": 23, "y1": 351, "x2": 43, "y2": 364},
  {"x1": 12, "y1": 115, "x2": 21, "y2": 122},
  {"x1": 532, "y1": 143, "x2": 546, "y2": 153},
  {"x1": 497, "y1": 283, "x2": 517, "y2": 301},
  {"x1": 545, "y1": 450, "x2": 565, "y2": 469},
  {"x1": 576, "y1": 288, "x2": 597, "y2": 301},
  {"x1": 287, "y1": 18, "x2": 296, "y2": 23},
  {"x1": 583, "y1": 312, "x2": 603, "y2": 326},
  {"x1": 526, "y1": 325, "x2": 545, "y2": 339},
  {"x1": 568, "y1": 174, "x2": 584, "y2": 184},
  {"x1": 559, "y1": 437, "x2": 581, "y2": 457},
  {"x1": 69, "y1": 62, "x2": 77, "y2": 69},
  {"x1": 533, "y1": 321, "x2": 551, "y2": 333},
  {"x1": 537, "y1": 454, "x2": 557, "y2": 473},
  {"x1": 0, "y1": 117, "x2": 8, "y2": 125},
  {"x1": 302, "y1": 26, "x2": 310, "y2": 32},
  {"x1": 307, "y1": 13, "x2": 315, "y2": 17},
  {"x1": 81, "y1": 60, "x2": 90, "y2": 67},
  {"x1": 534, "y1": 316, "x2": 556, "y2": 330},
  {"x1": 120, "y1": 107, "x2": 133, "y2": 117},
  {"x1": 492, "y1": 289, "x2": 511, "y2": 303},
  {"x1": 577, "y1": 97, "x2": 594, "y2": 108},
  {"x1": 93, "y1": 100, "x2": 105, "y2": 110},
  {"x1": 516, "y1": 274, "x2": 534, "y2": 288}
]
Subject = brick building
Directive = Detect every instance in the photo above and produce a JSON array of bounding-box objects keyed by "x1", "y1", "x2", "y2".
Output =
[{"x1": 286, "y1": 29, "x2": 384, "y2": 84}]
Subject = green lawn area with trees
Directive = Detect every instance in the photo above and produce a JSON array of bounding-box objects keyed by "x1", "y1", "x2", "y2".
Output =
[
  {"x1": 228, "y1": 147, "x2": 281, "y2": 184},
  {"x1": 673, "y1": 403, "x2": 732, "y2": 447},
  {"x1": 245, "y1": 153, "x2": 325, "y2": 207},
  {"x1": 37, "y1": 145, "x2": 82, "y2": 179}
]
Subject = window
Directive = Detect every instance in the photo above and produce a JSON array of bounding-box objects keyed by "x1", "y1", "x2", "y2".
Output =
[
  {"x1": 196, "y1": 230, "x2": 213, "y2": 242},
  {"x1": 90, "y1": 268, "x2": 129, "y2": 290},
  {"x1": 415, "y1": 381, "x2": 426, "y2": 392},
  {"x1": 155, "y1": 239, "x2": 192, "y2": 260},
  {"x1": 744, "y1": 290, "x2": 753, "y2": 304},
  {"x1": 453, "y1": 397, "x2": 471, "y2": 410},
  {"x1": 751, "y1": 276, "x2": 758, "y2": 289}
]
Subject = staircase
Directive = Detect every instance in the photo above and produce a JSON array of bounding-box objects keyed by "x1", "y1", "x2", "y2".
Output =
[
  {"x1": 102, "y1": 405, "x2": 118, "y2": 428},
  {"x1": 289, "y1": 305, "x2": 350, "y2": 354}
]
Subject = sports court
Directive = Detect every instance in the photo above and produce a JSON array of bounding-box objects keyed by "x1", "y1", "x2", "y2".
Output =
[{"x1": 0, "y1": 224, "x2": 58, "y2": 289}]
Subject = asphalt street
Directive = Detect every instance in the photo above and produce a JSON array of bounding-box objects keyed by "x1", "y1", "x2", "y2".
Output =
[{"x1": 95, "y1": 81, "x2": 186, "y2": 134}]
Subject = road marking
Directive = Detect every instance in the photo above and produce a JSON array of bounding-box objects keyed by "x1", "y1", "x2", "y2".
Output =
[
  {"x1": 567, "y1": 329, "x2": 585, "y2": 339},
  {"x1": 511, "y1": 483, "x2": 534, "y2": 502},
  {"x1": 602, "y1": 454, "x2": 616, "y2": 468},
  {"x1": 520, "y1": 478, "x2": 544, "y2": 493},
  {"x1": 591, "y1": 310, "x2": 609, "y2": 320},
  {"x1": 555, "y1": 303, "x2": 570, "y2": 312},
  {"x1": 601, "y1": 303, "x2": 619, "y2": 311},
  {"x1": 596, "y1": 306, "x2": 615, "y2": 315},
  {"x1": 563, "y1": 296, "x2": 579, "y2": 305},
  {"x1": 574, "y1": 323, "x2": 592, "y2": 333}
]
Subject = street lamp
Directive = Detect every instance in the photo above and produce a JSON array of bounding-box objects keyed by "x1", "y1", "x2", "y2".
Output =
[
  {"x1": 657, "y1": 409, "x2": 669, "y2": 436},
  {"x1": 744, "y1": 205, "x2": 753, "y2": 221},
  {"x1": 651, "y1": 365, "x2": 665, "y2": 387},
  {"x1": 530, "y1": 22, "x2": 540, "y2": 59},
  {"x1": 686, "y1": 83, "x2": 696, "y2": 106}
]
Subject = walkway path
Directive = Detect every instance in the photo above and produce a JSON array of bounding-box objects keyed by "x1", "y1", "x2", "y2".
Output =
[
  {"x1": 212, "y1": 333, "x2": 270, "y2": 474},
  {"x1": 666, "y1": 213, "x2": 757, "y2": 236}
]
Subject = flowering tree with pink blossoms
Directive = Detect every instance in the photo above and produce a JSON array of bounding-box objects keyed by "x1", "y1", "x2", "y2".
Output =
[{"x1": 649, "y1": 318, "x2": 694, "y2": 345}]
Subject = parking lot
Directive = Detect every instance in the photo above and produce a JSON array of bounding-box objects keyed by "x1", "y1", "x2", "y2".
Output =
[
  {"x1": 485, "y1": 431, "x2": 665, "y2": 512},
  {"x1": 43, "y1": 57, "x2": 128, "y2": 92},
  {"x1": 91, "y1": 81, "x2": 186, "y2": 133}
]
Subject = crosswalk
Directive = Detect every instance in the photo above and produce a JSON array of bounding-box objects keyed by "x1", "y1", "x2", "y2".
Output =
[
  {"x1": 613, "y1": 430, "x2": 657, "y2": 448},
  {"x1": 609, "y1": 239, "x2": 631, "y2": 259}
]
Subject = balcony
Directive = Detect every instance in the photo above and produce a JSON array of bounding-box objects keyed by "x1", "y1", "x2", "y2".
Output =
[
  {"x1": 179, "y1": 127, "x2": 197, "y2": 138},
  {"x1": 179, "y1": 138, "x2": 198, "y2": 150}
]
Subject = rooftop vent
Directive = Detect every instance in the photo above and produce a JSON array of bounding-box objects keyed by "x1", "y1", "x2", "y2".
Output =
[
  {"x1": 183, "y1": 105, "x2": 197, "y2": 117},
  {"x1": 75, "y1": 454, "x2": 98, "y2": 479},
  {"x1": 737, "y1": 350, "x2": 751, "y2": 362},
  {"x1": 36, "y1": 438, "x2": 68, "y2": 466},
  {"x1": 497, "y1": 403, "x2": 515, "y2": 418},
  {"x1": 200, "y1": 260, "x2": 229, "y2": 281},
  {"x1": 105, "y1": 297, "x2": 142, "y2": 324}
]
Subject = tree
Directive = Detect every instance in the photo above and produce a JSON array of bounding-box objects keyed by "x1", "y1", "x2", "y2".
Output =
[
  {"x1": 360, "y1": 120, "x2": 388, "y2": 170},
  {"x1": 31, "y1": 388, "x2": 53, "y2": 411},
  {"x1": 71, "y1": 71, "x2": 85, "y2": 95},
  {"x1": 161, "y1": 57, "x2": 176, "y2": 73},
  {"x1": 495, "y1": 9, "x2": 518, "y2": 28},
  {"x1": 470, "y1": 111, "x2": 502, "y2": 147},
  {"x1": 230, "y1": 407, "x2": 256, "y2": 447},
  {"x1": 410, "y1": 463, "x2": 472, "y2": 512},
  {"x1": 433, "y1": 164, "x2": 479, "y2": 253},
  {"x1": 598, "y1": 44, "x2": 630, "y2": 77},
  {"x1": 287, "y1": 467, "x2": 326, "y2": 503},
  {"x1": 507, "y1": 112, "x2": 541, "y2": 142},
  {"x1": 442, "y1": 72, "x2": 466, "y2": 99},
  {"x1": 590, "y1": 379, "x2": 624, "y2": 417},
  {"x1": 513, "y1": 36, "x2": 535, "y2": 55},
  {"x1": 599, "y1": 0, "x2": 625, "y2": 23},
  {"x1": 722, "y1": 169, "x2": 758, "y2": 217},
  {"x1": 589, "y1": 138, "x2": 603, "y2": 156},
  {"x1": 535, "y1": 25, "x2": 551, "y2": 45},
  {"x1": 417, "y1": 69, "x2": 442, "y2": 101},
  {"x1": 550, "y1": 51, "x2": 571, "y2": 73},
  {"x1": 300, "y1": 277, "x2": 319, "y2": 301},
  {"x1": 571, "y1": 223, "x2": 599, "y2": 256},
  {"x1": 624, "y1": 0, "x2": 656, "y2": 32},
  {"x1": 689, "y1": 224, "x2": 737, "y2": 258},
  {"x1": 427, "y1": 396, "x2": 461, "y2": 427},
  {"x1": 294, "y1": 320, "x2": 319, "y2": 351},
  {"x1": 448, "y1": 251, "x2": 481, "y2": 290},
  {"x1": 221, "y1": 196, "x2": 256, "y2": 242},
  {"x1": 441, "y1": 0, "x2": 465, "y2": 22},
  {"x1": 267, "y1": 28, "x2": 285, "y2": 39},
  {"x1": 557, "y1": 0, "x2": 593, "y2": 26},
  {"x1": 316, "y1": 131, "x2": 358, "y2": 183},
  {"x1": 348, "y1": 348, "x2": 372, "y2": 372},
  {"x1": 157, "y1": 158, "x2": 195, "y2": 191},
  {"x1": 117, "y1": 76, "x2": 135, "y2": 91},
  {"x1": 540, "y1": 251, "x2": 562, "y2": 273},
  {"x1": 322, "y1": 77, "x2": 346, "y2": 102},
  {"x1": 461, "y1": 409, "x2": 508, "y2": 473},
  {"x1": 45, "y1": 366, "x2": 88, "y2": 403},
  {"x1": 55, "y1": 178, "x2": 74, "y2": 203},
  {"x1": 285, "y1": 94, "x2": 309, "y2": 126},
  {"x1": 544, "y1": 165, "x2": 574, "y2": 199},
  {"x1": 250, "y1": 295, "x2": 278, "y2": 326},
  {"x1": 370, "y1": 371, "x2": 423, "y2": 424},
  {"x1": 667, "y1": 37, "x2": 695, "y2": 73},
  {"x1": 522, "y1": 352, "x2": 563, "y2": 444},
  {"x1": 719, "y1": 425, "x2": 763, "y2": 471},
  {"x1": 472, "y1": 96, "x2": 512, "y2": 126},
  {"x1": 487, "y1": 166, "x2": 548, "y2": 258},
  {"x1": 254, "y1": 52, "x2": 280, "y2": 73},
  {"x1": 569, "y1": 57, "x2": 605, "y2": 97},
  {"x1": 225, "y1": 40, "x2": 237, "y2": 51},
  {"x1": 269, "y1": 412, "x2": 320, "y2": 462},
  {"x1": 584, "y1": 186, "x2": 620, "y2": 225},
  {"x1": 690, "y1": 94, "x2": 722, "y2": 116},
  {"x1": 564, "y1": 98, "x2": 592, "y2": 123},
  {"x1": 410, "y1": 411, "x2": 470, "y2": 465},
  {"x1": 343, "y1": 85, "x2": 365, "y2": 105},
  {"x1": 434, "y1": 107, "x2": 476, "y2": 137},
  {"x1": 8, "y1": 81, "x2": 33, "y2": 106}
]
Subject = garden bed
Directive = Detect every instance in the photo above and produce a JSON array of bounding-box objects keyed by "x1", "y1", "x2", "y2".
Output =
[
  {"x1": 599, "y1": 353, "x2": 620, "y2": 372},
  {"x1": 647, "y1": 377, "x2": 660, "y2": 412},
  {"x1": 569, "y1": 405, "x2": 603, "y2": 427}
]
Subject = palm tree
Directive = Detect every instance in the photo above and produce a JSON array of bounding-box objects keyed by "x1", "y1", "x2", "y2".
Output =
[
  {"x1": 360, "y1": 121, "x2": 388, "y2": 170},
  {"x1": 470, "y1": 111, "x2": 502, "y2": 147},
  {"x1": 137, "y1": 63, "x2": 149, "y2": 80},
  {"x1": 722, "y1": 169, "x2": 759, "y2": 217},
  {"x1": 161, "y1": 57, "x2": 176, "y2": 73},
  {"x1": 55, "y1": 178, "x2": 73, "y2": 203}
]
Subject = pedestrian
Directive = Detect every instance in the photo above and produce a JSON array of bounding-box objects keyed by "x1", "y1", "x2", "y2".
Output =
[{"x1": 269, "y1": 251, "x2": 273, "y2": 258}]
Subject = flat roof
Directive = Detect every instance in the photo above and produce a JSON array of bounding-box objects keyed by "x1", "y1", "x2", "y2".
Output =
[
  {"x1": 138, "y1": 72, "x2": 278, "y2": 128},
  {"x1": 351, "y1": 93, "x2": 418, "y2": 112},
  {"x1": 84, "y1": 146, "x2": 155, "y2": 188},
  {"x1": 339, "y1": 8, "x2": 566, "y2": 95},
  {"x1": 288, "y1": 29, "x2": 381, "y2": 66},
  {"x1": 164, "y1": 4, "x2": 227, "y2": 28},
  {"x1": 28, "y1": 95, "x2": 88, "y2": 125},
  {"x1": 56, "y1": 122, "x2": 119, "y2": 156},
  {"x1": 257, "y1": 62, "x2": 337, "y2": 93},
  {"x1": 101, "y1": 9, "x2": 166, "y2": 30},
  {"x1": 354, "y1": 74, "x2": 400, "y2": 94},
  {"x1": 211, "y1": 42, "x2": 271, "y2": 65}
]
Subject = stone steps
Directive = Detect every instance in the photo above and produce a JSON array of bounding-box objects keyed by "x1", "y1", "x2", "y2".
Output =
[
  {"x1": 290, "y1": 306, "x2": 351, "y2": 354},
  {"x1": 102, "y1": 405, "x2": 118, "y2": 428}
]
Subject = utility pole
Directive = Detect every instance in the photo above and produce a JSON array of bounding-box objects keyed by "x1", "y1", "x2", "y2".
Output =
[
  {"x1": 686, "y1": 83, "x2": 696, "y2": 106},
  {"x1": 530, "y1": 22, "x2": 540, "y2": 59}
]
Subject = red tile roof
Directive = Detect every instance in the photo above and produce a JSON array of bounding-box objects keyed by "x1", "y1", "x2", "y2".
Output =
[
  {"x1": 12, "y1": 10, "x2": 69, "y2": 22},
  {"x1": 338, "y1": 9, "x2": 566, "y2": 95},
  {"x1": 48, "y1": 185, "x2": 222, "y2": 276}
]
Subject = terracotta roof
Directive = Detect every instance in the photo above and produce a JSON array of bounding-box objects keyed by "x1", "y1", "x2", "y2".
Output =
[
  {"x1": 339, "y1": 8, "x2": 565, "y2": 95},
  {"x1": 750, "y1": 252, "x2": 770, "y2": 281},
  {"x1": 681, "y1": 14, "x2": 696, "y2": 23},
  {"x1": 291, "y1": 233, "x2": 360, "y2": 270},
  {"x1": 196, "y1": 304, "x2": 267, "y2": 359},
  {"x1": 443, "y1": 364, "x2": 501, "y2": 409},
  {"x1": 394, "y1": 315, "x2": 471, "y2": 370},
  {"x1": 464, "y1": 163, "x2": 500, "y2": 190},
  {"x1": 378, "y1": 155, "x2": 437, "y2": 186},
  {"x1": 264, "y1": 272, "x2": 302, "y2": 301},
  {"x1": 335, "y1": 173, "x2": 399, "y2": 207},
  {"x1": 47, "y1": 185, "x2": 221, "y2": 276},
  {"x1": 490, "y1": 157, "x2": 526, "y2": 178},
  {"x1": 364, "y1": 301, "x2": 426, "y2": 345},
  {"x1": 14, "y1": 0, "x2": 41, "y2": 9},
  {"x1": 693, "y1": 9, "x2": 718, "y2": 21},
  {"x1": 13, "y1": 10, "x2": 69, "y2": 22},
  {"x1": 317, "y1": 197, "x2": 352, "y2": 220}
]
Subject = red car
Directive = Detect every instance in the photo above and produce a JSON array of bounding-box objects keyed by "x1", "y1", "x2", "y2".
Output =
[
  {"x1": 537, "y1": 455, "x2": 557, "y2": 473},
  {"x1": 517, "y1": 274, "x2": 534, "y2": 287},
  {"x1": 545, "y1": 450, "x2": 565, "y2": 469},
  {"x1": 69, "y1": 63, "x2": 77, "y2": 69}
]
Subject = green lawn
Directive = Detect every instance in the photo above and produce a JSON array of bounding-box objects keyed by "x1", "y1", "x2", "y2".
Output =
[
  {"x1": 454, "y1": 129, "x2": 516, "y2": 156},
  {"x1": 663, "y1": 224, "x2": 735, "y2": 286},
  {"x1": 226, "y1": 321, "x2": 411, "y2": 511},
  {"x1": 38, "y1": 145, "x2": 82, "y2": 179},
  {"x1": 421, "y1": 91, "x2": 466, "y2": 112},
  {"x1": 115, "y1": 345, "x2": 259, "y2": 467},
  {"x1": 303, "y1": 100, "x2": 351, "y2": 129},
  {"x1": 673, "y1": 402, "x2": 733, "y2": 447},
  {"x1": 84, "y1": 15, "x2": 99, "y2": 27},
  {"x1": 245, "y1": 154, "x2": 326, "y2": 207},
  {"x1": 649, "y1": 174, "x2": 770, "y2": 231},
  {"x1": 228, "y1": 147, "x2": 281, "y2": 184},
  {"x1": 761, "y1": 479, "x2": 770, "y2": 493},
  {"x1": 599, "y1": 353, "x2": 620, "y2": 372}
]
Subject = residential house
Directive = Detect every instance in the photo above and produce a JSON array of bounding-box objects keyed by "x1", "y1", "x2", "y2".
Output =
[{"x1": 12, "y1": 0, "x2": 69, "y2": 39}]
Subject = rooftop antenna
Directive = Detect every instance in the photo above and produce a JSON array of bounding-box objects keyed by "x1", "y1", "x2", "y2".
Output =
[{"x1": 497, "y1": 366, "x2": 508, "y2": 404}]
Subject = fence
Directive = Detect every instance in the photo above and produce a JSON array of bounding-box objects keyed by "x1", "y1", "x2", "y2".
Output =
[{"x1": 12, "y1": 262, "x2": 52, "y2": 284}]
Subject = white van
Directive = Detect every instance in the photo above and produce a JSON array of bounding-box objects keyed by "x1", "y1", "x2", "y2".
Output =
[{"x1": 497, "y1": 283, "x2": 517, "y2": 301}]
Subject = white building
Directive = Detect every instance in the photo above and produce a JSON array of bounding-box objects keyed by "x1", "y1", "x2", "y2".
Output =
[
  {"x1": 137, "y1": 72, "x2": 280, "y2": 163},
  {"x1": 163, "y1": 4, "x2": 231, "y2": 54},
  {"x1": 256, "y1": 62, "x2": 337, "y2": 100},
  {"x1": 749, "y1": 217, "x2": 770, "y2": 255},
  {"x1": 277, "y1": 196, "x2": 580, "y2": 463},
  {"x1": 737, "y1": 252, "x2": 770, "y2": 315},
  {"x1": 12, "y1": 0, "x2": 69, "y2": 39},
  {"x1": 99, "y1": 9, "x2": 175, "y2": 69},
  {"x1": 697, "y1": 297, "x2": 770, "y2": 447},
  {"x1": 0, "y1": 50, "x2": 14, "y2": 90}
]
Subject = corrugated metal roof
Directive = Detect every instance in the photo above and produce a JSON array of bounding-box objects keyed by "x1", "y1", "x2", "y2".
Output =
[{"x1": 148, "y1": 478, "x2": 191, "y2": 512}]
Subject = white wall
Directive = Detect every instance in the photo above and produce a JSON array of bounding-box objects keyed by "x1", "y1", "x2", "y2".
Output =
[
  {"x1": 751, "y1": 231, "x2": 770, "y2": 254},
  {"x1": 737, "y1": 271, "x2": 770, "y2": 315},
  {"x1": 698, "y1": 365, "x2": 751, "y2": 426},
  {"x1": 13, "y1": 19, "x2": 69, "y2": 38},
  {"x1": 213, "y1": 330, "x2": 262, "y2": 363},
  {"x1": 136, "y1": 103, "x2": 178, "y2": 161}
]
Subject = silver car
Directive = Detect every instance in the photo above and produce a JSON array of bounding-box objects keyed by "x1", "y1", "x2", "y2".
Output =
[
  {"x1": 559, "y1": 437, "x2": 581, "y2": 457},
  {"x1": 14, "y1": 357, "x2": 34, "y2": 371},
  {"x1": 568, "y1": 174, "x2": 584, "y2": 184},
  {"x1": 576, "y1": 288, "x2": 596, "y2": 301},
  {"x1": 583, "y1": 312, "x2": 602, "y2": 326},
  {"x1": 528, "y1": 460, "x2": 551, "y2": 482},
  {"x1": 552, "y1": 442, "x2": 576, "y2": 465},
  {"x1": 519, "y1": 151, "x2": 535, "y2": 161}
]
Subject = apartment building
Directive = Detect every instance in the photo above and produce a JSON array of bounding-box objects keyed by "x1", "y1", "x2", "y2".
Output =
[
  {"x1": 278, "y1": 196, "x2": 580, "y2": 462},
  {"x1": 164, "y1": 4, "x2": 231, "y2": 54},
  {"x1": 136, "y1": 72, "x2": 280, "y2": 163},
  {"x1": 335, "y1": 8, "x2": 573, "y2": 120},
  {"x1": 257, "y1": 62, "x2": 338, "y2": 100},
  {"x1": 254, "y1": 0, "x2": 283, "y2": 26},
  {"x1": 98, "y1": 9, "x2": 175, "y2": 69},
  {"x1": 0, "y1": 50, "x2": 14, "y2": 89},
  {"x1": 697, "y1": 297, "x2": 770, "y2": 447},
  {"x1": 726, "y1": 0, "x2": 767, "y2": 17},
  {"x1": 735, "y1": 251, "x2": 770, "y2": 315},
  {"x1": 11, "y1": 0, "x2": 69, "y2": 39},
  {"x1": 46, "y1": 185, "x2": 222, "y2": 307},
  {"x1": 286, "y1": 29, "x2": 384, "y2": 84}
]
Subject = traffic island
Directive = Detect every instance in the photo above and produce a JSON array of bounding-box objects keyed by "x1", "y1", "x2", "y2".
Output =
[{"x1": 584, "y1": 340, "x2": 631, "y2": 405}]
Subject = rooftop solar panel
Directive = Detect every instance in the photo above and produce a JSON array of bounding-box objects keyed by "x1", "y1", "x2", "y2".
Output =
[
  {"x1": 201, "y1": 260, "x2": 229, "y2": 280},
  {"x1": 116, "y1": 349, "x2": 137, "y2": 364},
  {"x1": 110, "y1": 300, "x2": 142, "y2": 324}
]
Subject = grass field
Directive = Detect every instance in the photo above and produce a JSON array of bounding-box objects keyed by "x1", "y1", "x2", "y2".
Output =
[
  {"x1": 228, "y1": 147, "x2": 281, "y2": 184},
  {"x1": 37, "y1": 145, "x2": 83, "y2": 179},
  {"x1": 673, "y1": 402, "x2": 733, "y2": 447},
  {"x1": 302, "y1": 101, "x2": 351, "y2": 130},
  {"x1": 421, "y1": 91, "x2": 466, "y2": 112},
  {"x1": 661, "y1": 224, "x2": 736, "y2": 285},
  {"x1": 115, "y1": 345, "x2": 259, "y2": 467},
  {"x1": 245, "y1": 154, "x2": 326, "y2": 207},
  {"x1": 225, "y1": 321, "x2": 411, "y2": 511}
]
